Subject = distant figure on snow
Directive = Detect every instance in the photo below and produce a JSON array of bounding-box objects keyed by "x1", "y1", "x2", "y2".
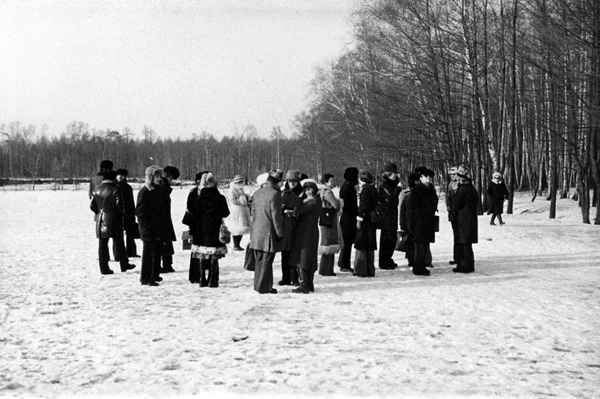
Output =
[{"x1": 487, "y1": 172, "x2": 509, "y2": 226}]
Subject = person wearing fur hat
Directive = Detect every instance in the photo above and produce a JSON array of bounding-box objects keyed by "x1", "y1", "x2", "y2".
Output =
[
  {"x1": 378, "y1": 163, "x2": 403, "y2": 270},
  {"x1": 338, "y1": 167, "x2": 359, "y2": 273},
  {"x1": 450, "y1": 167, "x2": 478, "y2": 273},
  {"x1": 487, "y1": 172, "x2": 509, "y2": 226},
  {"x1": 157, "y1": 165, "x2": 180, "y2": 274},
  {"x1": 446, "y1": 166, "x2": 460, "y2": 265},
  {"x1": 277, "y1": 170, "x2": 303, "y2": 286},
  {"x1": 136, "y1": 165, "x2": 167, "y2": 286},
  {"x1": 409, "y1": 167, "x2": 438, "y2": 276},
  {"x1": 354, "y1": 170, "x2": 379, "y2": 277},
  {"x1": 227, "y1": 175, "x2": 252, "y2": 251},
  {"x1": 185, "y1": 171, "x2": 209, "y2": 283},
  {"x1": 250, "y1": 169, "x2": 285, "y2": 294},
  {"x1": 289, "y1": 180, "x2": 322, "y2": 293},
  {"x1": 90, "y1": 169, "x2": 136, "y2": 275},
  {"x1": 317, "y1": 173, "x2": 340, "y2": 276},
  {"x1": 191, "y1": 172, "x2": 230, "y2": 287}
]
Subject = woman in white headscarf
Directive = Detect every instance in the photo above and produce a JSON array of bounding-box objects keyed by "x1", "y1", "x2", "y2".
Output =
[{"x1": 227, "y1": 175, "x2": 252, "y2": 251}]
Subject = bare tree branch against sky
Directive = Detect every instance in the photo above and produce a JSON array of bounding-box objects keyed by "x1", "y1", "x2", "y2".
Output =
[{"x1": 0, "y1": 0, "x2": 356, "y2": 139}]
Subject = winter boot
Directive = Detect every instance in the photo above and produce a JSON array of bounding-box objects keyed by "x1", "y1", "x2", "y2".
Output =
[
  {"x1": 200, "y1": 260, "x2": 209, "y2": 287},
  {"x1": 208, "y1": 260, "x2": 219, "y2": 288}
]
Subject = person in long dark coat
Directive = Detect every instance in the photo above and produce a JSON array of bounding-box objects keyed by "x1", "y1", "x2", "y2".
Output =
[
  {"x1": 278, "y1": 170, "x2": 303, "y2": 286},
  {"x1": 115, "y1": 168, "x2": 139, "y2": 258},
  {"x1": 446, "y1": 167, "x2": 459, "y2": 265},
  {"x1": 185, "y1": 171, "x2": 209, "y2": 283},
  {"x1": 90, "y1": 170, "x2": 136, "y2": 275},
  {"x1": 289, "y1": 180, "x2": 322, "y2": 293},
  {"x1": 354, "y1": 171, "x2": 378, "y2": 277},
  {"x1": 158, "y1": 165, "x2": 179, "y2": 274},
  {"x1": 337, "y1": 167, "x2": 359, "y2": 273},
  {"x1": 399, "y1": 173, "x2": 421, "y2": 267},
  {"x1": 450, "y1": 167, "x2": 479, "y2": 273},
  {"x1": 191, "y1": 172, "x2": 230, "y2": 287},
  {"x1": 378, "y1": 163, "x2": 402, "y2": 270},
  {"x1": 318, "y1": 173, "x2": 340, "y2": 276},
  {"x1": 249, "y1": 169, "x2": 285, "y2": 294},
  {"x1": 410, "y1": 169, "x2": 437, "y2": 276},
  {"x1": 135, "y1": 165, "x2": 166, "y2": 286},
  {"x1": 487, "y1": 172, "x2": 509, "y2": 226}
]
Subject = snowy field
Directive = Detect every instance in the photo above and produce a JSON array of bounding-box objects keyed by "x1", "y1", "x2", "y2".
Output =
[{"x1": 1, "y1": 186, "x2": 599, "y2": 399}]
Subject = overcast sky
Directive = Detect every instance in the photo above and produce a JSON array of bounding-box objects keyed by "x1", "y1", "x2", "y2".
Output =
[{"x1": 0, "y1": 0, "x2": 356, "y2": 139}]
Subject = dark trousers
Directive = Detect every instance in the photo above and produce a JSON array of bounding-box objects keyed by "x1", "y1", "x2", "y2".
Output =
[
  {"x1": 338, "y1": 212, "x2": 357, "y2": 270},
  {"x1": 451, "y1": 220, "x2": 459, "y2": 262},
  {"x1": 100, "y1": 235, "x2": 128, "y2": 273},
  {"x1": 140, "y1": 240, "x2": 162, "y2": 283},
  {"x1": 456, "y1": 243, "x2": 475, "y2": 272},
  {"x1": 254, "y1": 250, "x2": 275, "y2": 293},
  {"x1": 233, "y1": 235, "x2": 242, "y2": 248},
  {"x1": 378, "y1": 229, "x2": 398, "y2": 268},
  {"x1": 491, "y1": 214, "x2": 504, "y2": 224},
  {"x1": 113, "y1": 230, "x2": 138, "y2": 260},
  {"x1": 279, "y1": 250, "x2": 299, "y2": 284},
  {"x1": 319, "y1": 254, "x2": 335, "y2": 275},
  {"x1": 414, "y1": 241, "x2": 430, "y2": 274},
  {"x1": 354, "y1": 249, "x2": 375, "y2": 277}
]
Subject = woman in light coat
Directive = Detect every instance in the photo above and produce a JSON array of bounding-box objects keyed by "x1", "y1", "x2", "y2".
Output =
[
  {"x1": 317, "y1": 173, "x2": 340, "y2": 276},
  {"x1": 227, "y1": 175, "x2": 252, "y2": 251}
]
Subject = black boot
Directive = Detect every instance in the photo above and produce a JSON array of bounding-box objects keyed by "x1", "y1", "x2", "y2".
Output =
[
  {"x1": 200, "y1": 259, "x2": 209, "y2": 287},
  {"x1": 293, "y1": 269, "x2": 311, "y2": 294},
  {"x1": 208, "y1": 260, "x2": 219, "y2": 288},
  {"x1": 290, "y1": 266, "x2": 300, "y2": 286}
]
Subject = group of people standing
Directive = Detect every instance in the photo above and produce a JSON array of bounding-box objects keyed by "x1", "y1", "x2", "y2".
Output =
[{"x1": 89, "y1": 159, "x2": 510, "y2": 292}]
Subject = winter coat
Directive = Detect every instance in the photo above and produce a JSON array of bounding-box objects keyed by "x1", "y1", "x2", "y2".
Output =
[
  {"x1": 410, "y1": 182, "x2": 437, "y2": 243},
  {"x1": 117, "y1": 180, "x2": 136, "y2": 233},
  {"x1": 159, "y1": 179, "x2": 176, "y2": 242},
  {"x1": 318, "y1": 186, "x2": 340, "y2": 255},
  {"x1": 183, "y1": 187, "x2": 200, "y2": 229},
  {"x1": 399, "y1": 189, "x2": 413, "y2": 233},
  {"x1": 289, "y1": 195, "x2": 322, "y2": 272},
  {"x1": 446, "y1": 180, "x2": 459, "y2": 214},
  {"x1": 487, "y1": 180, "x2": 509, "y2": 215},
  {"x1": 88, "y1": 173, "x2": 103, "y2": 199},
  {"x1": 355, "y1": 183, "x2": 378, "y2": 251},
  {"x1": 135, "y1": 184, "x2": 166, "y2": 242},
  {"x1": 192, "y1": 187, "x2": 230, "y2": 251},
  {"x1": 378, "y1": 179, "x2": 402, "y2": 231},
  {"x1": 338, "y1": 180, "x2": 358, "y2": 246},
  {"x1": 249, "y1": 181, "x2": 285, "y2": 253},
  {"x1": 451, "y1": 182, "x2": 479, "y2": 244},
  {"x1": 280, "y1": 183, "x2": 303, "y2": 251},
  {"x1": 90, "y1": 180, "x2": 125, "y2": 238},
  {"x1": 226, "y1": 185, "x2": 252, "y2": 236}
]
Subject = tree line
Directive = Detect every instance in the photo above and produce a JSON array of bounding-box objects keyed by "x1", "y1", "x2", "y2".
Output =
[{"x1": 1, "y1": 0, "x2": 599, "y2": 224}]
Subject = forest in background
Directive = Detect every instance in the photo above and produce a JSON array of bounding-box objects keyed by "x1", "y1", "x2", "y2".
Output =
[{"x1": 1, "y1": 0, "x2": 599, "y2": 224}]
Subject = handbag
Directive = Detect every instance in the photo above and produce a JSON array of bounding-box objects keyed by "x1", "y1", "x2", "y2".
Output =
[
  {"x1": 434, "y1": 215, "x2": 440, "y2": 232},
  {"x1": 181, "y1": 230, "x2": 192, "y2": 250},
  {"x1": 182, "y1": 211, "x2": 195, "y2": 227},
  {"x1": 395, "y1": 231, "x2": 409, "y2": 252},
  {"x1": 319, "y1": 206, "x2": 336, "y2": 227},
  {"x1": 368, "y1": 203, "x2": 385, "y2": 225},
  {"x1": 244, "y1": 244, "x2": 255, "y2": 271},
  {"x1": 219, "y1": 220, "x2": 231, "y2": 244}
]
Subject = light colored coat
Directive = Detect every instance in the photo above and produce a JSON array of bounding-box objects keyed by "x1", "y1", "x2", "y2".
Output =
[
  {"x1": 249, "y1": 181, "x2": 284, "y2": 253},
  {"x1": 226, "y1": 185, "x2": 252, "y2": 236},
  {"x1": 318, "y1": 186, "x2": 340, "y2": 255}
]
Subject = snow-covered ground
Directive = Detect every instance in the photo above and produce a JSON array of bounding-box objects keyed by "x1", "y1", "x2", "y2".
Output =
[{"x1": 1, "y1": 186, "x2": 599, "y2": 399}]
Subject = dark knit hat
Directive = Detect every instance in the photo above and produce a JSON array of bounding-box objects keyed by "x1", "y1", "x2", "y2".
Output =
[
  {"x1": 424, "y1": 168, "x2": 435, "y2": 178},
  {"x1": 116, "y1": 168, "x2": 128, "y2": 176},
  {"x1": 163, "y1": 165, "x2": 180, "y2": 180},
  {"x1": 103, "y1": 170, "x2": 117, "y2": 181},
  {"x1": 343, "y1": 167, "x2": 359, "y2": 181},
  {"x1": 99, "y1": 160, "x2": 113, "y2": 170},
  {"x1": 384, "y1": 163, "x2": 398, "y2": 173}
]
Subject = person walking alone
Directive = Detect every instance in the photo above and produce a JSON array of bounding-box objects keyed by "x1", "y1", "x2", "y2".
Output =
[{"x1": 487, "y1": 172, "x2": 509, "y2": 226}]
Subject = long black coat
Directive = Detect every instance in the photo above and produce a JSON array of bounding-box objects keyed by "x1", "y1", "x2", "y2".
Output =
[
  {"x1": 136, "y1": 184, "x2": 166, "y2": 242},
  {"x1": 410, "y1": 182, "x2": 437, "y2": 243},
  {"x1": 451, "y1": 182, "x2": 479, "y2": 244},
  {"x1": 159, "y1": 179, "x2": 177, "y2": 242},
  {"x1": 487, "y1": 180, "x2": 509, "y2": 215},
  {"x1": 355, "y1": 183, "x2": 378, "y2": 251},
  {"x1": 378, "y1": 179, "x2": 402, "y2": 231},
  {"x1": 90, "y1": 180, "x2": 125, "y2": 237},
  {"x1": 117, "y1": 180, "x2": 137, "y2": 233},
  {"x1": 289, "y1": 195, "x2": 322, "y2": 272},
  {"x1": 280, "y1": 183, "x2": 303, "y2": 252},
  {"x1": 339, "y1": 180, "x2": 358, "y2": 245},
  {"x1": 192, "y1": 187, "x2": 230, "y2": 248},
  {"x1": 183, "y1": 187, "x2": 200, "y2": 229}
]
